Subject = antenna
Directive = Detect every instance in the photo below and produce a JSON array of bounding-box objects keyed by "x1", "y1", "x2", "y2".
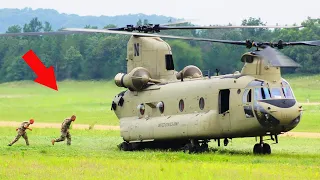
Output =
[{"x1": 216, "y1": 69, "x2": 220, "y2": 76}]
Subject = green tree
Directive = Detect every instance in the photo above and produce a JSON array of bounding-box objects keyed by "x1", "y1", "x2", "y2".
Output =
[
  {"x1": 136, "y1": 19, "x2": 142, "y2": 26},
  {"x1": 6, "y1": 25, "x2": 22, "y2": 33},
  {"x1": 0, "y1": 16, "x2": 319, "y2": 83},
  {"x1": 23, "y1": 17, "x2": 43, "y2": 32},
  {"x1": 44, "y1": 22, "x2": 52, "y2": 32},
  {"x1": 241, "y1": 17, "x2": 271, "y2": 40},
  {"x1": 84, "y1": 25, "x2": 98, "y2": 29},
  {"x1": 168, "y1": 40, "x2": 203, "y2": 71},
  {"x1": 143, "y1": 19, "x2": 149, "y2": 25},
  {"x1": 61, "y1": 46, "x2": 83, "y2": 79},
  {"x1": 103, "y1": 24, "x2": 117, "y2": 29}
]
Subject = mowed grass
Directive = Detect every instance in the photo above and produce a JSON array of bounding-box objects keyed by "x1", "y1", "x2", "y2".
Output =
[
  {"x1": 0, "y1": 80, "x2": 124, "y2": 125},
  {"x1": 0, "y1": 127, "x2": 320, "y2": 180},
  {"x1": 293, "y1": 104, "x2": 320, "y2": 132},
  {"x1": 283, "y1": 74, "x2": 320, "y2": 103}
]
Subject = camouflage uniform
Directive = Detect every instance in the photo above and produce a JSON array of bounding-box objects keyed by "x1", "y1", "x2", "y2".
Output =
[
  {"x1": 8, "y1": 121, "x2": 31, "y2": 146},
  {"x1": 53, "y1": 118, "x2": 73, "y2": 145}
]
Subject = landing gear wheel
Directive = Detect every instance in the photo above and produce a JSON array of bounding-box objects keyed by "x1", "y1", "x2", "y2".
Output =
[
  {"x1": 262, "y1": 143, "x2": 271, "y2": 154},
  {"x1": 119, "y1": 142, "x2": 131, "y2": 151},
  {"x1": 253, "y1": 143, "x2": 271, "y2": 154},
  {"x1": 130, "y1": 142, "x2": 141, "y2": 151},
  {"x1": 183, "y1": 143, "x2": 195, "y2": 154},
  {"x1": 200, "y1": 143, "x2": 209, "y2": 152},
  {"x1": 253, "y1": 143, "x2": 262, "y2": 154}
]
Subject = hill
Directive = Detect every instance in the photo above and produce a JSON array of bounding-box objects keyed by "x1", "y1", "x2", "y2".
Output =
[{"x1": 0, "y1": 7, "x2": 179, "y2": 32}]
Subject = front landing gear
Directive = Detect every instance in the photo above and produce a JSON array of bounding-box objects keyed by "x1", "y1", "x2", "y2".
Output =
[
  {"x1": 253, "y1": 143, "x2": 271, "y2": 154},
  {"x1": 253, "y1": 136, "x2": 271, "y2": 154}
]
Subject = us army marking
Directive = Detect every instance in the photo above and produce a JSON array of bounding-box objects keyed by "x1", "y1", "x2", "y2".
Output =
[{"x1": 158, "y1": 122, "x2": 179, "y2": 127}]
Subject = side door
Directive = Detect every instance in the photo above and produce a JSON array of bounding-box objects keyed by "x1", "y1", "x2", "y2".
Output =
[{"x1": 218, "y1": 89, "x2": 231, "y2": 133}]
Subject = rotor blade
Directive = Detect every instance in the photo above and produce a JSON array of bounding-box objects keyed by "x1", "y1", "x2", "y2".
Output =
[
  {"x1": 160, "y1": 19, "x2": 197, "y2": 26},
  {"x1": 257, "y1": 40, "x2": 320, "y2": 49},
  {"x1": 285, "y1": 40, "x2": 320, "y2": 47},
  {"x1": 63, "y1": 28, "x2": 248, "y2": 45},
  {"x1": 107, "y1": 24, "x2": 303, "y2": 33},
  {"x1": 158, "y1": 25, "x2": 304, "y2": 30},
  {"x1": 0, "y1": 31, "x2": 93, "y2": 37},
  {"x1": 253, "y1": 46, "x2": 301, "y2": 68}
]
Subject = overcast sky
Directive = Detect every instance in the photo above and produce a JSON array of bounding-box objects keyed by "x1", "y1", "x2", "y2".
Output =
[{"x1": 2, "y1": 0, "x2": 319, "y2": 25}]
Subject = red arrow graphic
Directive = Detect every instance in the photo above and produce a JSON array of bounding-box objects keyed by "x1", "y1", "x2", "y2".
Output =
[{"x1": 22, "y1": 50, "x2": 58, "y2": 91}]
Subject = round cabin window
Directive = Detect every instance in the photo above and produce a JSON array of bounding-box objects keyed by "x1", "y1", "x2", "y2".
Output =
[
  {"x1": 199, "y1": 97, "x2": 205, "y2": 110},
  {"x1": 179, "y1": 99, "x2": 184, "y2": 112},
  {"x1": 137, "y1": 104, "x2": 145, "y2": 115},
  {"x1": 157, "y1": 101, "x2": 164, "y2": 114}
]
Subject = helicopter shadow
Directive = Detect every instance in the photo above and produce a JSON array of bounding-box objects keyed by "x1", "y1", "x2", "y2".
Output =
[{"x1": 126, "y1": 145, "x2": 252, "y2": 155}]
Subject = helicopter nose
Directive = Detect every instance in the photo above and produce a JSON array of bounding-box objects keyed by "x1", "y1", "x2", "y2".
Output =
[
  {"x1": 272, "y1": 109, "x2": 301, "y2": 125},
  {"x1": 254, "y1": 99, "x2": 302, "y2": 128},
  {"x1": 263, "y1": 99, "x2": 302, "y2": 125}
]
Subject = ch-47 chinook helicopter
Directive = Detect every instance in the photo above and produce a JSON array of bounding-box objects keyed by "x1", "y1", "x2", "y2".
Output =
[{"x1": 1, "y1": 21, "x2": 320, "y2": 154}]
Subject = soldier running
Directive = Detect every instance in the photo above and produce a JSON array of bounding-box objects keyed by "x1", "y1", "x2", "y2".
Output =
[
  {"x1": 8, "y1": 119, "x2": 34, "y2": 146},
  {"x1": 51, "y1": 115, "x2": 76, "y2": 145}
]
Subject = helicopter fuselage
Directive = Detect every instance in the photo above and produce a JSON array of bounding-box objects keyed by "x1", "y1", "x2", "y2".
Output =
[
  {"x1": 112, "y1": 75, "x2": 302, "y2": 143},
  {"x1": 110, "y1": 35, "x2": 306, "y2": 153}
]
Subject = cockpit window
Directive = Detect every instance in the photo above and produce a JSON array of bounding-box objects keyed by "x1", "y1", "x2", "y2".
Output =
[
  {"x1": 254, "y1": 87, "x2": 271, "y2": 100},
  {"x1": 282, "y1": 86, "x2": 294, "y2": 98},
  {"x1": 262, "y1": 87, "x2": 271, "y2": 99},
  {"x1": 249, "y1": 79, "x2": 293, "y2": 101},
  {"x1": 281, "y1": 79, "x2": 295, "y2": 99},
  {"x1": 271, "y1": 88, "x2": 284, "y2": 99},
  {"x1": 248, "y1": 80, "x2": 264, "y2": 87},
  {"x1": 243, "y1": 89, "x2": 252, "y2": 103}
]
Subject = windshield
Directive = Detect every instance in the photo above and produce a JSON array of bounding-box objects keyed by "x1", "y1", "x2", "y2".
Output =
[
  {"x1": 281, "y1": 79, "x2": 295, "y2": 99},
  {"x1": 282, "y1": 86, "x2": 294, "y2": 98},
  {"x1": 254, "y1": 87, "x2": 272, "y2": 100},
  {"x1": 254, "y1": 87, "x2": 285, "y2": 100},
  {"x1": 270, "y1": 88, "x2": 284, "y2": 99},
  {"x1": 248, "y1": 80, "x2": 294, "y2": 101}
]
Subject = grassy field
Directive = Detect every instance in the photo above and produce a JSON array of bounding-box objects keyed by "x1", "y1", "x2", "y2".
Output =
[
  {"x1": 0, "y1": 80, "x2": 124, "y2": 125},
  {"x1": 0, "y1": 127, "x2": 319, "y2": 180},
  {"x1": 283, "y1": 74, "x2": 320, "y2": 103},
  {"x1": 0, "y1": 74, "x2": 319, "y2": 131},
  {"x1": 293, "y1": 104, "x2": 320, "y2": 132}
]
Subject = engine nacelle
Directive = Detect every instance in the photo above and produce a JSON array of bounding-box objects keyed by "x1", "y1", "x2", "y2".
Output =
[
  {"x1": 114, "y1": 67, "x2": 152, "y2": 91},
  {"x1": 176, "y1": 65, "x2": 203, "y2": 79}
]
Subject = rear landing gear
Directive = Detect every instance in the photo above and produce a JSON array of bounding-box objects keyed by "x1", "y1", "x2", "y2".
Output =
[
  {"x1": 118, "y1": 142, "x2": 132, "y2": 151},
  {"x1": 253, "y1": 136, "x2": 271, "y2": 154},
  {"x1": 183, "y1": 139, "x2": 209, "y2": 154}
]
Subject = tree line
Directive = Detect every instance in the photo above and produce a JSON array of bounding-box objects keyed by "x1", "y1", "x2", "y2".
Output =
[
  {"x1": 0, "y1": 17, "x2": 319, "y2": 82},
  {"x1": 0, "y1": 8, "x2": 176, "y2": 33}
]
